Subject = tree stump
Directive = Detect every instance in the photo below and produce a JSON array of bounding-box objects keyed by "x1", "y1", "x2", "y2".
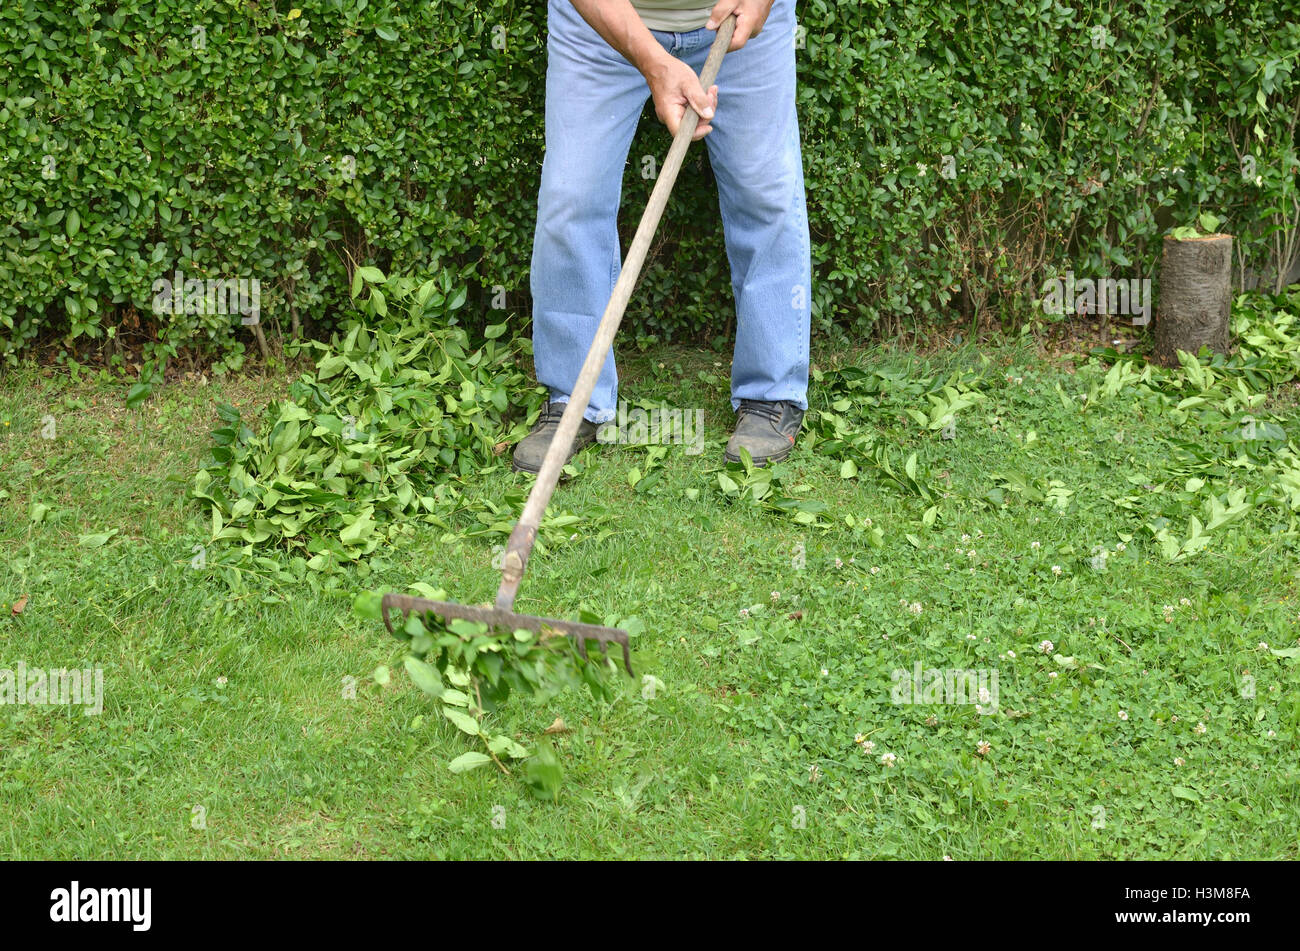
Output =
[{"x1": 1152, "y1": 233, "x2": 1232, "y2": 367}]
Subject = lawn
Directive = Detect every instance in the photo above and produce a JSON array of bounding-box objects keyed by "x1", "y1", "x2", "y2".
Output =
[{"x1": 2, "y1": 294, "x2": 1299, "y2": 859}]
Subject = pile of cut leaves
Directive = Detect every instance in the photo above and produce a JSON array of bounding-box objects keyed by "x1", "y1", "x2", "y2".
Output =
[{"x1": 192, "y1": 268, "x2": 546, "y2": 588}]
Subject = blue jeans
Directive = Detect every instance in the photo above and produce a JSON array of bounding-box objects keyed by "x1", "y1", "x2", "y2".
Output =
[{"x1": 531, "y1": 0, "x2": 811, "y2": 424}]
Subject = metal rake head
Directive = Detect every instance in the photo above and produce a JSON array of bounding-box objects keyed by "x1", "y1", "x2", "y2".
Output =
[{"x1": 380, "y1": 593, "x2": 633, "y2": 676}]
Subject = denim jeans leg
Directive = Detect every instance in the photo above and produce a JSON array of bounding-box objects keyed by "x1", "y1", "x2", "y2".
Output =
[
  {"x1": 680, "y1": 0, "x2": 811, "y2": 410},
  {"x1": 530, "y1": 0, "x2": 654, "y2": 424}
]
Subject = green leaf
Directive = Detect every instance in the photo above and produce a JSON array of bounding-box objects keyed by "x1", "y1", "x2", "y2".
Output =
[
  {"x1": 487, "y1": 734, "x2": 529, "y2": 759},
  {"x1": 340, "y1": 509, "x2": 375, "y2": 546},
  {"x1": 403, "y1": 656, "x2": 444, "y2": 697},
  {"x1": 443, "y1": 707, "x2": 483, "y2": 736},
  {"x1": 448, "y1": 752, "x2": 492, "y2": 773},
  {"x1": 523, "y1": 742, "x2": 564, "y2": 801},
  {"x1": 839, "y1": 459, "x2": 858, "y2": 479},
  {"x1": 352, "y1": 590, "x2": 383, "y2": 621},
  {"x1": 126, "y1": 381, "x2": 153, "y2": 408},
  {"x1": 78, "y1": 530, "x2": 118, "y2": 548}
]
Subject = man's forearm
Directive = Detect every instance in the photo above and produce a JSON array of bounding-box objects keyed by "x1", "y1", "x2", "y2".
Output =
[{"x1": 568, "y1": 0, "x2": 672, "y2": 76}]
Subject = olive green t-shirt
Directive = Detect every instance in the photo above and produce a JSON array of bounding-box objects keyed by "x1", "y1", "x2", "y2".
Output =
[{"x1": 631, "y1": 0, "x2": 714, "y2": 32}]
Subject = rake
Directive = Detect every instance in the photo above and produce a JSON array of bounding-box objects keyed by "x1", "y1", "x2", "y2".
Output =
[{"x1": 382, "y1": 14, "x2": 739, "y2": 675}]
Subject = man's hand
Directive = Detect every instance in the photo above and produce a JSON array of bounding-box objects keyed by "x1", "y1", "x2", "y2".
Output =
[
  {"x1": 706, "y1": 0, "x2": 776, "y2": 51},
  {"x1": 645, "y1": 56, "x2": 718, "y2": 141}
]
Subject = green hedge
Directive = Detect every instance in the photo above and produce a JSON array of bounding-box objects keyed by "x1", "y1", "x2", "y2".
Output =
[{"x1": 1, "y1": 0, "x2": 1297, "y2": 367}]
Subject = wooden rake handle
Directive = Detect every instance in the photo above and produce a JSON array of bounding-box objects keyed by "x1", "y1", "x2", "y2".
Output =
[{"x1": 495, "y1": 14, "x2": 738, "y2": 611}]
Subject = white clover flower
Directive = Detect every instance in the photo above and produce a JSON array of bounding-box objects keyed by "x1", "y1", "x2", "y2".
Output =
[
  {"x1": 1007, "y1": 650, "x2": 1016, "y2": 659},
  {"x1": 1048, "y1": 671, "x2": 1058, "y2": 678},
  {"x1": 854, "y1": 733, "x2": 867, "y2": 744},
  {"x1": 909, "y1": 602, "x2": 923, "y2": 615},
  {"x1": 1051, "y1": 565, "x2": 1062, "y2": 575},
  {"x1": 870, "y1": 566, "x2": 880, "y2": 574},
  {"x1": 1116, "y1": 542, "x2": 1126, "y2": 551},
  {"x1": 862, "y1": 740, "x2": 876, "y2": 753},
  {"x1": 1031, "y1": 541, "x2": 1041, "y2": 550},
  {"x1": 880, "y1": 752, "x2": 897, "y2": 767},
  {"x1": 1194, "y1": 721, "x2": 1206, "y2": 735},
  {"x1": 1038, "y1": 640, "x2": 1054, "y2": 654},
  {"x1": 771, "y1": 591, "x2": 780, "y2": 602},
  {"x1": 216, "y1": 676, "x2": 228, "y2": 686},
  {"x1": 1174, "y1": 756, "x2": 1185, "y2": 766},
  {"x1": 1118, "y1": 710, "x2": 1129, "y2": 721},
  {"x1": 976, "y1": 740, "x2": 991, "y2": 755}
]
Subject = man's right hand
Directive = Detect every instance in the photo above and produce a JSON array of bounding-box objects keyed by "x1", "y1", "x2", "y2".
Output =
[{"x1": 644, "y1": 55, "x2": 718, "y2": 141}]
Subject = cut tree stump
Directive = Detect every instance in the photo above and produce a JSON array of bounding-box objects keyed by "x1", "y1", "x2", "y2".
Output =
[{"x1": 1152, "y1": 233, "x2": 1232, "y2": 367}]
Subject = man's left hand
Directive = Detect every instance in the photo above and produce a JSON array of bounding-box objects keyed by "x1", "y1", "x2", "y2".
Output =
[{"x1": 706, "y1": 0, "x2": 776, "y2": 52}]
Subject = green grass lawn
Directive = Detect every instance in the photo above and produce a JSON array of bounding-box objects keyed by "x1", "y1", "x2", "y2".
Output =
[{"x1": 2, "y1": 318, "x2": 1299, "y2": 858}]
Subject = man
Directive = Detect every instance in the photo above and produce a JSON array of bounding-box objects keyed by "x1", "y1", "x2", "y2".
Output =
[{"x1": 514, "y1": 0, "x2": 811, "y2": 472}]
